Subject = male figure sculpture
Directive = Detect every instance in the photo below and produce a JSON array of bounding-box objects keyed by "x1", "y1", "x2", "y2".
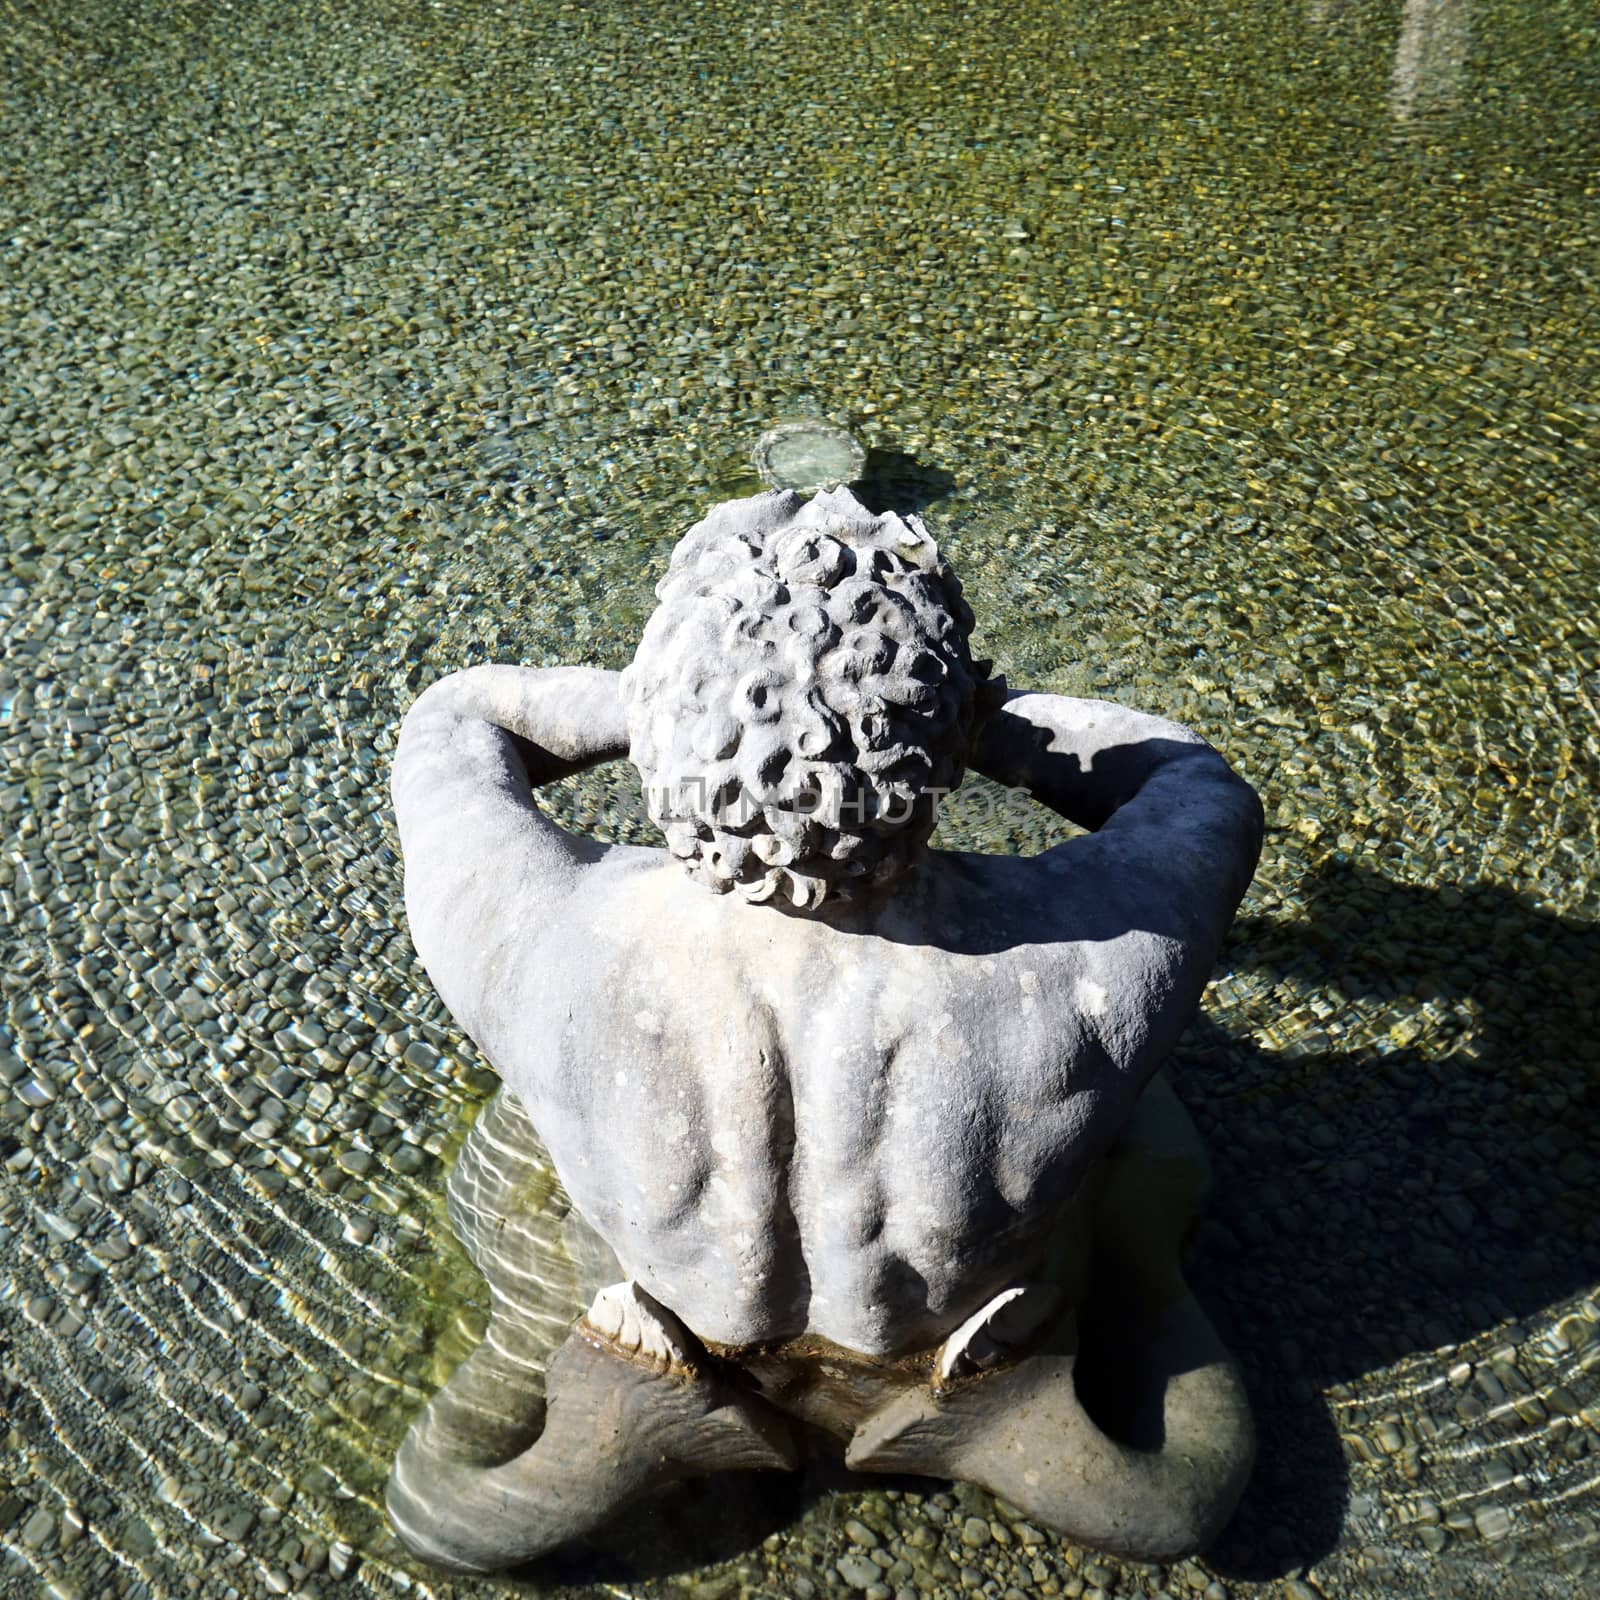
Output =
[{"x1": 387, "y1": 488, "x2": 1263, "y2": 1573}]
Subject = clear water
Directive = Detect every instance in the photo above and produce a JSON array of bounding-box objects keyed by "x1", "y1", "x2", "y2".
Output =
[{"x1": 0, "y1": 1, "x2": 1596, "y2": 1597}]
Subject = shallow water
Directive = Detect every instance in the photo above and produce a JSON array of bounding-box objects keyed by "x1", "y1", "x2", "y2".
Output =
[{"x1": 1, "y1": 0, "x2": 1596, "y2": 1597}]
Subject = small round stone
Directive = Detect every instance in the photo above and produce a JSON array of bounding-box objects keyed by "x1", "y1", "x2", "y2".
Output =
[
  {"x1": 836, "y1": 1552, "x2": 880, "y2": 1589},
  {"x1": 1475, "y1": 1504, "x2": 1513, "y2": 1541},
  {"x1": 388, "y1": 1143, "x2": 426, "y2": 1175},
  {"x1": 20, "y1": 1506, "x2": 56, "y2": 1549}
]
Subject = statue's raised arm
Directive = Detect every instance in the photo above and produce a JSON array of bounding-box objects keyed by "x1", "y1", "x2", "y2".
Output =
[
  {"x1": 972, "y1": 688, "x2": 1264, "y2": 955},
  {"x1": 390, "y1": 664, "x2": 627, "y2": 1033}
]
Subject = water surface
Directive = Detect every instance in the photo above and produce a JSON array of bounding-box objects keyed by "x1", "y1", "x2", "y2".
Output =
[{"x1": 1, "y1": 1, "x2": 1596, "y2": 1597}]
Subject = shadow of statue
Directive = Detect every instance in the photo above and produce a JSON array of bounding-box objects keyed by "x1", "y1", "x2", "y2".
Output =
[
  {"x1": 1172, "y1": 855, "x2": 1599, "y2": 1579},
  {"x1": 851, "y1": 447, "x2": 957, "y2": 516}
]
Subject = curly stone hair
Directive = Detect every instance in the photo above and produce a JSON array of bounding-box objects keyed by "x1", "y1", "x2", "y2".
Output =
[{"x1": 620, "y1": 487, "x2": 1003, "y2": 911}]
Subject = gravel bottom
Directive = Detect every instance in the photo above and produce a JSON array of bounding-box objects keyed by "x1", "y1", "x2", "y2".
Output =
[{"x1": 2, "y1": 1, "x2": 1597, "y2": 1599}]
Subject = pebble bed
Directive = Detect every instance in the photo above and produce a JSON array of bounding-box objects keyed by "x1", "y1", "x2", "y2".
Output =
[{"x1": 1, "y1": 2, "x2": 1597, "y2": 1599}]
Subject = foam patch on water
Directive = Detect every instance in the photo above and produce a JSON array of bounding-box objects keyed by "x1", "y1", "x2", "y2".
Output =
[{"x1": 752, "y1": 419, "x2": 867, "y2": 492}]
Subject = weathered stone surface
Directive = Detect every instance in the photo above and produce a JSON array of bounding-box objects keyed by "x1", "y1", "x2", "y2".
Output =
[{"x1": 388, "y1": 487, "x2": 1262, "y2": 1569}]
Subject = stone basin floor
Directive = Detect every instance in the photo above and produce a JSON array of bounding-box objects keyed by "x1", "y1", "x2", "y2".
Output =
[{"x1": 1, "y1": 2, "x2": 1597, "y2": 1599}]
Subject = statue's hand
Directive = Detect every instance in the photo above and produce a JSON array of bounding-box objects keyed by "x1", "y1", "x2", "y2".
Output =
[{"x1": 966, "y1": 689, "x2": 1262, "y2": 943}]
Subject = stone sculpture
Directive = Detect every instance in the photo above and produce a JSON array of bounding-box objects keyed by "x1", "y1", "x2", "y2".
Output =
[{"x1": 386, "y1": 487, "x2": 1264, "y2": 1573}]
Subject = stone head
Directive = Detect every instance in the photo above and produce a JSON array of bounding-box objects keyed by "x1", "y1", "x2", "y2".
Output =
[{"x1": 621, "y1": 487, "x2": 1003, "y2": 912}]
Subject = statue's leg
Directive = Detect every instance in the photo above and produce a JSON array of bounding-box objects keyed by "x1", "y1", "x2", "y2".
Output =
[
  {"x1": 845, "y1": 1075, "x2": 1253, "y2": 1562},
  {"x1": 387, "y1": 1281, "x2": 799, "y2": 1574},
  {"x1": 846, "y1": 1289, "x2": 1251, "y2": 1561}
]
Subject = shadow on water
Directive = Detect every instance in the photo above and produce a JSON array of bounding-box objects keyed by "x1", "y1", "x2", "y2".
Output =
[
  {"x1": 1179, "y1": 856, "x2": 1600, "y2": 1580},
  {"x1": 850, "y1": 447, "x2": 957, "y2": 517}
]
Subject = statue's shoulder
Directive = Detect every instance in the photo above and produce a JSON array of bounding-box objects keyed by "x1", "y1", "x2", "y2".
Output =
[
  {"x1": 534, "y1": 850, "x2": 764, "y2": 1007},
  {"x1": 906, "y1": 848, "x2": 1220, "y2": 1052},
  {"x1": 556, "y1": 844, "x2": 704, "y2": 928}
]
